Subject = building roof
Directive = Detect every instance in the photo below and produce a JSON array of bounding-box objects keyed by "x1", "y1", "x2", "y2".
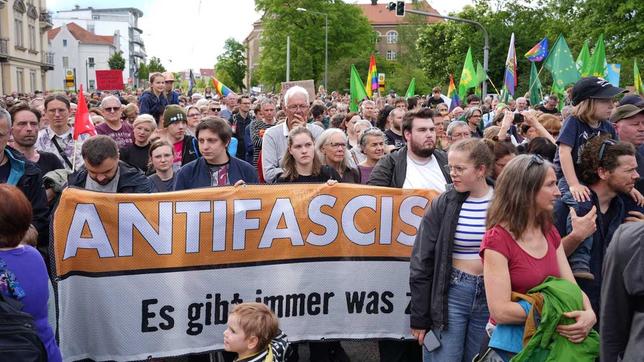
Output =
[
  {"x1": 48, "y1": 22, "x2": 115, "y2": 46},
  {"x1": 357, "y1": 1, "x2": 442, "y2": 25},
  {"x1": 200, "y1": 69, "x2": 215, "y2": 77}
]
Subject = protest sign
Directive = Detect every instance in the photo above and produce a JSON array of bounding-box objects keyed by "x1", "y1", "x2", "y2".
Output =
[
  {"x1": 95, "y1": 69, "x2": 124, "y2": 90},
  {"x1": 281, "y1": 79, "x2": 316, "y2": 100},
  {"x1": 53, "y1": 184, "x2": 437, "y2": 361}
]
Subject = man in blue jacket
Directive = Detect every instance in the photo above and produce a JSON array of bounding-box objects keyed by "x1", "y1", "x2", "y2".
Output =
[{"x1": 174, "y1": 117, "x2": 258, "y2": 190}]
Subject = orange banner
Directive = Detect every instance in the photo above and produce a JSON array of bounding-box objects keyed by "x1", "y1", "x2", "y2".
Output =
[{"x1": 53, "y1": 184, "x2": 438, "y2": 278}]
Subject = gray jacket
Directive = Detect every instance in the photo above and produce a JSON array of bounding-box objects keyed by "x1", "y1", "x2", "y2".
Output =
[
  {"x1": 600, "y1": 222, "x2": 644, "y2": 362},
  {"x1": 409, "y1": 179, "x2": 493, "y2": 330},
  {"x1": 367, "y1": 146, "x2": 451, "y2": 188}
]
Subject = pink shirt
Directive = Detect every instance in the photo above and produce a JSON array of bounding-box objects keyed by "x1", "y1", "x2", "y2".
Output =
[
  {"x1": 480, "y1": 225, "x2": 561, "y2": 294},
  {"x1": 173, "y1": 140, "x2": 183, "y2": 166}
]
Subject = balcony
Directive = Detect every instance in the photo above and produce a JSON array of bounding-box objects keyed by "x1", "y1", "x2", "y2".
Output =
[
  {"x1": 41, "y1": 51, "x2": 54, "y2": 70},
  {"x1": 132, "y1": 50, "x2": 146, "y2": 59},
  {"x1": 131, "y1": 33, "x2": 144, "y2": 46},
  {"x1": 39, "y1": 9, "x2": 53, "y2": 30},
  {"x1": 0, "y1": 39, "x2": 8, "y2": 62}
]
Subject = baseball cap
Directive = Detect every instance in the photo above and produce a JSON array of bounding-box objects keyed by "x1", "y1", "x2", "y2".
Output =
[
  {"x1": 162, "y1": 72, "x2": 175, "y2": 82},
  {"x1": 619, "y1": 94, "x2": 643, "y2": 106},
  {"x1": 163, "y1": 105, "x2": 187, "y2": 127},
  {"x1": 571, "y1": 77, "x2": 626, "y2": 106},
  {"x1": 610, "y1": 104, "x2": 644, "y2": 123}
]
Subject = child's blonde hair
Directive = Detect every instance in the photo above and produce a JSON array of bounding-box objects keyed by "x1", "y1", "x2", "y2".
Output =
[
  {"x1": 230, "y1": 303, "x2": 278, "y2": 352},
  {"x1": 572, "y1": 98, "x2": 604, "y2": 124}
]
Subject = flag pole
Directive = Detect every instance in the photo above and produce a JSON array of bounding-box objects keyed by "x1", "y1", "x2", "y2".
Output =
[
  {"x1": 486, "y1": 77, "x2": 503, "y2": 97},
  {"x1": 72, "y1": 140, "x2": 77, "y2": 172}
]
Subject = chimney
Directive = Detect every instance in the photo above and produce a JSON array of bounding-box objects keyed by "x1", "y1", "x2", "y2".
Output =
[
  {"x1": 371, "y1": 0, "x2": 378, "y2": 4},
  {"x1": 74, "y1": 4, "x2": 79, "y2": 9}
]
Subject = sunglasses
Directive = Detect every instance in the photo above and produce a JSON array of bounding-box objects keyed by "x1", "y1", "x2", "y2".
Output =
[
  {"x1": 598, "y1": 139, "x2": 617, "y2": 161},
  {"x1": 211, "y1": 108, "x2": 221, "y2": 112},
  {"x1": 104, "y1": 107, "x2": 120, "y2": 113}
]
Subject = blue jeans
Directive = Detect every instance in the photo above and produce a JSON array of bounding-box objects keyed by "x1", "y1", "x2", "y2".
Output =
[
  {"x1": 423, "y1": 268, "x2": 489, "y2": 362},
  {"x1": 561, "y1": 191, "x2": 594, "y2": 273}
]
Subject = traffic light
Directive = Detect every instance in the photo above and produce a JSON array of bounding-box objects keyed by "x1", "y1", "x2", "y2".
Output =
[
  {"x1": 396, "y1": 1, "x2": 405, "y2": 16},
  {"x1": 387, "y1": 2, "x2": 405, "y2": 16}
]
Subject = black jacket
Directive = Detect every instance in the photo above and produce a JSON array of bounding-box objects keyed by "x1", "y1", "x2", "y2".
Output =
[
  {"x1": 409, "y1": 180, "x2": 493, "y2": 330},
  {"x1": 67, "y1": 161, "x2": 153, "y2": 193},
  {"x1": 367, "y1": 146, "x2": 451, "y2": 188},
  {"x1": 139, "y1": 90, "x2": 168, "y2": 124},
  {"x1": 181, "y1": 135, "x2": 200, "y2": 166}
]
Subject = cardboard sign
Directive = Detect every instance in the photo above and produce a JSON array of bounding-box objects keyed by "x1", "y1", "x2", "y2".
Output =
[{"x1": 281, "y1": 79, "x2": 316, "y2": 101}]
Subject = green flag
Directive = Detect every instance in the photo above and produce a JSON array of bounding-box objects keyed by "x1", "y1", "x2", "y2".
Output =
[
  {"x1": 405, "y1": 78, "x2": 416, "y2": 98},
  {"x1": 474, "y1": 61, "x2": 487, "y2": 97},
  {"x1": 576, "y1": 40, "x2": 592, "y2": 77},
  {"x1": 589, "y1": 34, "x2": 607, "y2": 77},
  {"x1": 528, "y1": 62, "x2": 543, "y2": 106},
  {"x1": 350, "y1": 65, "x2": 368, "y2": 113},
  {"x1": 544, "y1": 34, "x2": 580, "y2": 94},
  {"x1": 635, "y1": 59, "x2": 644, "y2": 95},
  {"x1": 458, "y1": 47, "x2": 478, "y2": 99}
]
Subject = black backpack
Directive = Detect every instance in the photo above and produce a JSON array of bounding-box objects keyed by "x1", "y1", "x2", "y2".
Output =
[{"x1": 0, "y1": 285, "x2": 47, "y2": 361}]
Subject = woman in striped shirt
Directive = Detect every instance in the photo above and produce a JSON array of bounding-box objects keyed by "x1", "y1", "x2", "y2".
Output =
[{"x1": 410, "y1": 138, "x2": 495, "y2": 362}]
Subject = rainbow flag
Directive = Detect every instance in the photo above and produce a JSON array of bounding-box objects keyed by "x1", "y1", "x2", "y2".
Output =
[
  {"x1": 447, "y1": 74, "x2": 460, "y2": 112},
  {"x1": 365, "y1": 54, "x2": 378, "y2": 99},
  {"x1": 504, "y1": 33, "x2": 517, "y2": 97},
  {"x1": 212, "y1": 77, "x2": 234, "y2": 97},
  {"x1": 525, "y1": 37, "x2": 549, "y2": 62}
]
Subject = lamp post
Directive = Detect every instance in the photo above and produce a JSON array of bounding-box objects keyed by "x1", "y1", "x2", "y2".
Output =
[{"x1": 296, "y1": 8, "x2": 328, "y2": 91}]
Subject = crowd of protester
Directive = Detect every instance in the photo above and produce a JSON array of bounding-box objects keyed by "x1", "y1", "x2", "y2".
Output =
[{"x1": 0, "y1": 71, "x2": 643, "y2": 361}]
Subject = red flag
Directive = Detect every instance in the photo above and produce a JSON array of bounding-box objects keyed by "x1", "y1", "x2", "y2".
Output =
[{"x1": 73, "y1": 85, "x2": 96, "y2": 140}]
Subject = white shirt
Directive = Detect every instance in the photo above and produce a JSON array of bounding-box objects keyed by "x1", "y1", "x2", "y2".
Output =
[{"x1": 402, "y1": 154, "x2": 447, "y2": 192}]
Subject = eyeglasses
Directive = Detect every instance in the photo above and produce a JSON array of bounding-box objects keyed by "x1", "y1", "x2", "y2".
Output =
[
  {"x1": 528, "y1": 154, "x2": 545, "y2": 168},
  {"x1": 210, "y1": 108, "x2": 221, "y2": 112},
  {"x1": 443, "y1": 164, "x2": 472, "y2": 175},
  {"x1": 287, "y1": 104, "x2": 309, "y2": 111},
  {"x1": 598, "y1": 139, "x2": 617, "y2": 161},
  {"x1": 103, "y1": 107, "x2": 120, "y2": 113},
  {"x1": 326, "y1": 142, "x2": 347, "y2": 149}
]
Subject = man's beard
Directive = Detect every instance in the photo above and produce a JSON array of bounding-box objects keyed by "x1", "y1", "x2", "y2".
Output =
[{"x1": 409, "y1": 138, "x2": 435, "y2": 158}]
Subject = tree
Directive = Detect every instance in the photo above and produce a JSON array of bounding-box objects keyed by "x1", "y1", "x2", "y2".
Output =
[
  {"x1": 148, "y1": 57, "x2": 166, "y2": 73},
  {"x1": 255, "y1": 0, "x2": 375, "y2": 91},
  {"x1": 137, "y1": 62, "x2": 149, "y2": 81},
  {"x1": 215, "y1": 38, "x2": 247, "y2": 92},
  {"x1": 108, "y1": 51, "x2": 125, "y2": 70}
]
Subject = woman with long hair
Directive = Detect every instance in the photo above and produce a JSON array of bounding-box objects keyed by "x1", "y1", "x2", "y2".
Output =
[
  {"x1": 275, "y1": 126, "x2": 340, "y2": 183},
  {"x1": 410, "y1": 138, "x2": 495, "y2": 362},
  {"x1": 138, "y1": 72, "x2": 169, "y2": 124},
  {"x1": 481, "y1": 154, "x2": 596, "y2": 360},
  {"x1": 316, "y1": 128, "x2": 360, "y2": 183},
  {"x1": 342, "y1": 112, "x2": 361, "y2": 149}
]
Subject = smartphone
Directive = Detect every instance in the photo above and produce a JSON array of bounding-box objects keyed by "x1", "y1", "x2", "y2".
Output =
[{"x1": 423, "y1": 330, "x2": 441, "y2": 352}]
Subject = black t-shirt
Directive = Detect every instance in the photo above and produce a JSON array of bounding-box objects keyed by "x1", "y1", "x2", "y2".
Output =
[
  {"x1": 427, "y1": 97, "x2": 445, "y2": 108},
  {"x1": 0, "y1": 160, "x2": 10, "y2": 183},
  {"x1": 535, "y1": 104, "x2": 558, "y2": 114},
  {"x1": 37, "y1": 151, "x2": 64, "y2": 175},
  {"x1": 149, "y1": 174, "x2": 175, "y2": 192},
  {"x1": 120, "y1": 144, "x2": 151, "y2": 172},
  {"x1": 275, "y1": 165, "x2": 341, "y2": 183},
  {"x1": 384, "y1": 130, "x2": 406, "y2": 149}
]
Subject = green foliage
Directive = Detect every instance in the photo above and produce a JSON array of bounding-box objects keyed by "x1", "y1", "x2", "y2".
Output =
[
  {"x1": 108, "y1": 51, "x2": 125, "y2": 70},
  {"x1": 148, "y1": 57, "x2": 166, "y2": 73},
  {"x1": 137, "y1": 62, "x2": 149, "y2": 81},
  {"x1": 416, "y1": 0, "x2": 643, "y2": 97},
  {"x1": 215, "y1": 38, "x2": 247, "y2": 93},
  {"x1": 255, "y1": 0, "x2": 375, "y2": 90}
]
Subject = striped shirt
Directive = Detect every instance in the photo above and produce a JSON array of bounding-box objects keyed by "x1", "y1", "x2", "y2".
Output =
[{"x1": 452, "y1": 187, "x2": 493, "y2": 260}]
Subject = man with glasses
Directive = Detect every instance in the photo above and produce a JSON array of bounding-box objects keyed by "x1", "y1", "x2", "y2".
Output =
[
  {"x1": 162, "y1": 72, "x2": 180, "y2": 105},
  {"x1": 555, "y1": 136, "x2": 643, "y2": 320},
  {"x1": 96, "y1": 95, "x2": 134, "y2": 149},
  {"x1": 229, "y1": 95, "x2": 254, "y2": 163},
  {"x1": 207, "y1": 101, "x2": 221, "y2": 117},
  {"x1": 262, "y1": 86, "x2": 324, "y2": 183}
]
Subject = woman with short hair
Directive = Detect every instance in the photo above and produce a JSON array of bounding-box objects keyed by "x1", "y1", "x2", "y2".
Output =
[{"x1": 357, "y1": 127, "x2": 386, "y2": 184}]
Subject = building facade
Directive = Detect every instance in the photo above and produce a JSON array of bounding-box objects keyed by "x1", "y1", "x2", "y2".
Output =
[
  {"x1": 47, "y1": 22, "x2": 117, "y2": 91},
  {"x1": 0, "y1": 0, "x2": 54, "y2": 94},
  {"x1": 243, "y1": 1, "x2": 440, "y2": 88},
  {"x1": 52, "y1": 6, "x2": 145, "y2": 87}
]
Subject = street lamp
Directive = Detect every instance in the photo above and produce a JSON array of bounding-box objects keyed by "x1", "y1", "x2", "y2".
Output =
[{"x1": 296, "y1": 7, "x2": 328, "y2": 91}]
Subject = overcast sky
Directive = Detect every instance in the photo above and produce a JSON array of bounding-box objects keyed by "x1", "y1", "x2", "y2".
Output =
[{"x1": 48, "y1": 0, "x2": 474, "y2": 72}]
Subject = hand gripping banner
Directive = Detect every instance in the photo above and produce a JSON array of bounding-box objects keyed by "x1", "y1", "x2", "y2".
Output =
[{"x1": 52, "y1": 184, "x2": 438, "y2": 361}]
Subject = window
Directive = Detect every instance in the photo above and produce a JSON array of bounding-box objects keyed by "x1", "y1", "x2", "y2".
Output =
[
  {"x1": 14, "y1": 18, "x2": 24, "y2": 47},
  {"x1": 28, "y1": 24, "x2": 36, "y2": 50},
  {"x1": 62, "y1": 56, "x2": 69, "y2": 68},
  {"x1": 386, "y1": 31, "x2": 398, "y2": 44},
  {"x1": 88, "y1": 57, "x2": 95, "y2": 67},
  {"x1": 374, "y1": 31, "x2": 382, "y2": 44},
  {"x1": 87, "y1": 24, "x2": 95, "y2": 33},
  {"x1": 63, "y1": 39, "x2": 67, "y2": 47},
  {"x1": 29, "y1": 71, "x2": 37, "y2": 92},
  {"x1": 16, "y1": 68, "x2": 24, "y2": 93},
  {"x1": 386, "y1": 50, "x2": 397, "y2": 61},
  {"x1": 89, "y1": 80, "x2": 95, "y2": 90},
  {"x1": 92, "y1": 15, "x2": 100, "y2": 20}
]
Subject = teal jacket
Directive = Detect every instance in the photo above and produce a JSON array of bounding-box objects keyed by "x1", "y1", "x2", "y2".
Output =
[{"x1": 512, "y1": 277, "x2": 599, "y2": 361}]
